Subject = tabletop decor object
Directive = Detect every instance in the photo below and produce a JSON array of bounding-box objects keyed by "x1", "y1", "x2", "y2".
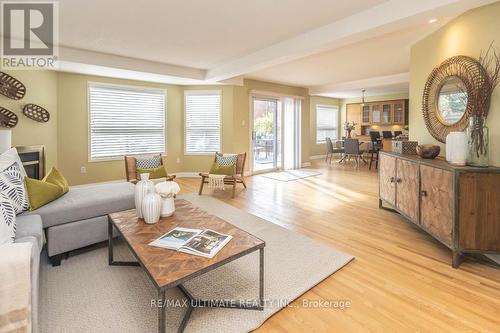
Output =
[
  {"x1": 0, "y1": 72, "x2": 26, "y2": 100},
  {"x1": 141, "y1": 192, "x2": 161, "y2": 224},
  {"x1": 446, "y1": 132, "x2": 467, "y2": 166},
  {"x1": 392, "y1": 140, "x2": 418, "y2": 155},
  {"x1": 0, "y1": 107, "x2": 18, "y2": 128},
  {"x1": 343, "y1": 121, "x2": 357, "y2": 138},
  {"x1": 22, "y1": 104, "x2": 50, "y2": 123},
  {"x1": 155, "y1": 180, "x2": 180, "y2": 217},
  {"x1": 134, "y1": 173, "x2": 155, "y2": 218},
  {"x1": 416, "y1": 144, "x2": 440, "y2": 159}
]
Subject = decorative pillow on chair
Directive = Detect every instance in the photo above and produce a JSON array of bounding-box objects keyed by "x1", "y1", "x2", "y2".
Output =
[
  {"x1": 209, "y1": 154, "x2": 237, "y2": 175},
  {"x1": 0, "y1": 162, "x2": 29, "y2": 213},
  {"x1": 24, "y1": 167, "x2": 69, "y2": 210},
  {"x1": 0, "y1": 192, "x2": 16, "y2": 245},
  {"x1": 136, "y1": 155, "x2": 162, "y2": 169},
  {"x1": 136, "y1": 166, "x2": 167, "y2": 180}
]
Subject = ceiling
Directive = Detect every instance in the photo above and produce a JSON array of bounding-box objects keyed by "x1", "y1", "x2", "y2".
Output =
[{"x1": 53, "y1": 0, "x2": 498, "y2": 97}]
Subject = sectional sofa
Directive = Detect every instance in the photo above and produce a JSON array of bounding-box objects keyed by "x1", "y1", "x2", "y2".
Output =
[{"x1": 15, "y1": 181, "x2": 135, "y2": 332}]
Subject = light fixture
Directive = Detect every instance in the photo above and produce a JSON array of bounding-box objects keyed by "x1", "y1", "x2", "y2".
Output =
[
  {"x1": 360, "y1": 89, "x2": 366, "y2": 106},
  {"x1": 428, "y1": 18, "x2": 438, "y2": 24}
]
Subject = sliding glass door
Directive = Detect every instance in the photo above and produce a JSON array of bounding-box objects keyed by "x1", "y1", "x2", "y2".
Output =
[{"x1": 252, "y1": 97, "x2": 280, "y2": 172}]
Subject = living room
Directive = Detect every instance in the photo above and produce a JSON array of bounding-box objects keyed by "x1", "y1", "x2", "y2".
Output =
[{"x1": 1, "y1": 1, "x2": 499, "y2": 333}]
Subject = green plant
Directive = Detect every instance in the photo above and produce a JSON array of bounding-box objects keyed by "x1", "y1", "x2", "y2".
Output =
[{"x1": 254, "y1": 113, "x2": 273, "y2": 135}]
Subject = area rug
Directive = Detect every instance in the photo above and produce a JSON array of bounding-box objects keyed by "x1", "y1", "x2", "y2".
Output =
[
  {"x1": 260, "y1": 169, "x2": 322, "y2": 182},
  {"x1": 39, "y1": 194, "x2": 353, "y2": 333}
]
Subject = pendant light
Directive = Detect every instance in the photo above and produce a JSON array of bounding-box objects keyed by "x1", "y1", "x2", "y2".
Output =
[{"x1": 360, "y1": 89, "x2": 366, "y2": 106}]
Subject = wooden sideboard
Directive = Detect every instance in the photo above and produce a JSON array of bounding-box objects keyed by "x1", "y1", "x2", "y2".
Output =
[{"x1": 378, "y1": 151, "x2": 500, "y2": 268}]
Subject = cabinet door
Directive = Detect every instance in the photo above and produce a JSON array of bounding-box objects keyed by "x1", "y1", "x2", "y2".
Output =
[
  {"x1": 346, "y1": 104, "x2": 362, "y2": 136},
  {"x1": 379, "y1": 154, "x2": 396, "y2": 205},
  {"x1": 382, "y1": 104, "x2": 391, "y2": 124},
  {"x1": 393, "y1": 103, "x2": 404, "y2": 124},
  {"x1": 361, "y1": 105, "x2": 370, "y2": 124},
  {"x1": 371, "y1": 105, "x2": 381, "y2": 123},
  {"x1": 420, "y1": 165, "x2": 453, "y2": 245},
  {"x1": 396, "y1": 159, "x2": 419, "y2": 221}
]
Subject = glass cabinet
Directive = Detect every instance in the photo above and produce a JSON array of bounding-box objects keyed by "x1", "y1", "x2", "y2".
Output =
[
  {"x1": 371, "y1": 104, "x2": 381, "y2": 123},
  {"x1": 362, "y1": 105, "x2": 370, "y2": 124},
  {"x1": 382, "y1": 104, "x2": 392, "y2": 124},
  {"x1": 393, "y1": 103, "x2": 404, "y2": 124}
]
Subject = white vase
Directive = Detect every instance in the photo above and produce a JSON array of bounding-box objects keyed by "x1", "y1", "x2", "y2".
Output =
[
  {"x1": 446, "y1": 132, "x2": 467, "y2": 166},
  {"x1": 142, "y1": 193, "x2": 161, "y2": 224},
  {"x1": 134, "y1": 173, "x2": 155, "y2": 218},
  {"x1": 160, "y1": 197, "x2": 175, "y2": 217}
]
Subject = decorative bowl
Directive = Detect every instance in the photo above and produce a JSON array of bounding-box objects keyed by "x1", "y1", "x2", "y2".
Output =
[{"x1": 416, "y1": 144, "x2": 440, "y2": 159}]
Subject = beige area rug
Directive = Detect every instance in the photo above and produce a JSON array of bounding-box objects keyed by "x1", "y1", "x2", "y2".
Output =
[{"x1": 39, "y1": 194, "x2": 353, "y2": 333}]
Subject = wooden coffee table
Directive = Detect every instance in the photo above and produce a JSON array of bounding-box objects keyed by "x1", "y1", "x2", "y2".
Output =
[{"x1": 108, "y1": 199, "x2": 265, "y2": 333}]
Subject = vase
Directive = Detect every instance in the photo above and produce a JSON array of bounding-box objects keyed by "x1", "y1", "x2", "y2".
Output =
[
  {"x1": 142, "y1": 193, "x2": 161, "y2": 224},
  {"x1": 466, "y1": 116, "x2": 489, "y2": 167},
  {"x1": 347, "y1": 129, "x2": 352, "y2": 138},
  {"x1": 446, "y1": 132, "x2": 467, "y2": 166},
  {"x1": 160, "y1": 197, "x2": 175, "y2": 217},
  {"x1": 134, "y1": 173, "x2": 155, "y2": 218}
]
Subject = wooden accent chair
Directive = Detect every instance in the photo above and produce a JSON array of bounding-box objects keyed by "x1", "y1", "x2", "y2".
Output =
[
  {"x1": 124, "y1": 155, "x2": 175, "y2": 183},
  {"x1": 198, "y1": 153, "x2": 247, "y2": 198}
]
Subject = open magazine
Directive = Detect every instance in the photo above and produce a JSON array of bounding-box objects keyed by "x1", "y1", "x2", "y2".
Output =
[{"x1": 149, "y1": 227, "x2": 232, "y2": 258}]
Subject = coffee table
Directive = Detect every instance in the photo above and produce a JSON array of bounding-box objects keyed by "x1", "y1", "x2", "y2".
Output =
[{"x1": 108, "y1": 199, "x2": 265, "y2": 333}]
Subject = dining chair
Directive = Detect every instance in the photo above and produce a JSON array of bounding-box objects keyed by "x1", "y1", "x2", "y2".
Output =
[
  {"x1": 382, "y1": 131, "x2": 393, "y2": 139},
  {"x1": 394, "y1": 131, "x2": 402, "y2": 137},
  {"x1": 343, "y1": 138, "x2": 366, "y2": 168},
  {"x1": 325, "y1": 137, "x2": 344, "y2": 164},
  {"x1": 368, "y1": 132, "x2": 382, "y2": 170}
]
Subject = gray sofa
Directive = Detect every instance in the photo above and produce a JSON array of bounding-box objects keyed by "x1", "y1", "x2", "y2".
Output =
[{"x1": 15, "y1": 181, "x2": 135, "y2": 332}]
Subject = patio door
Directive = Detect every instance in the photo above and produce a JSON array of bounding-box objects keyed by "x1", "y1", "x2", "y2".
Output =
[{"x1": 251, "y1": 97, "x2": 280, "y2": 173}]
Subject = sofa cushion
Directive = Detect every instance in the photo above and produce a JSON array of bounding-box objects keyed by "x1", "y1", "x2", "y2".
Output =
[
  {"x1": 15, "y1": 214, "x2": 44, "y2": 251},
  {"x1": 21, "y1": 182, "x2": 135, "y2": 228}
]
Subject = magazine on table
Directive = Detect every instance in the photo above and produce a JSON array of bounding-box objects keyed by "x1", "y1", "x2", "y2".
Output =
[{"x1": 149, "y1": 227, "x2": 232, "y2": 258}]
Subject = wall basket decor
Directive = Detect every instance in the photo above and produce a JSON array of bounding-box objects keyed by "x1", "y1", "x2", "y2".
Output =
[
  {"x1": 0, "y1": 72, "x2": 26, "y2": 100},
  {"x1": 23, "y1": 103, "x2": 50, "y2": 122},
  {"x1": 0, "y1": 107, "x2": 19, "y2": 128},
  {"x1": 422, "y1": 55, "x2": 489, "y2": 143}
]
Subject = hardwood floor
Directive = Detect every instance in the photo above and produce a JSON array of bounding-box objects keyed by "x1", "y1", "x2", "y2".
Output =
[{"x1": 175, "y1": 159, "x2": 500, "y2": 333}]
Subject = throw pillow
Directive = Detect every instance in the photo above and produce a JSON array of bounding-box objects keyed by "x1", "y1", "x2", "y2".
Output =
[
  {"x1": 136, "y1": 155, "x2": 162, "y2": 169},
  {"x1": 43, "y1": 167, "x2": 69, "y2": 193},
  {"x1": 0, "y1": 192, "x2": 16, "y2": 245},
  {"x1": 0, "y1": 162, "x2": 29, "y2": 213},
  {"x1": 0, "y1": 147, "x2": 27, "y2": 179},
  {"x1": 24, "y1": 177, "x2": 65, "y2": 210},
  {"x1": 209, "y1": 154, "x2": 237, "y2": 175},
  {"x1": 136, "y1": 166, "x2": 167, "y2": 180}
]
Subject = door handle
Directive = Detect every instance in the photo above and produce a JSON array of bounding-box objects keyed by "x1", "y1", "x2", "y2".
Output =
[
  {"x1": 252, "y1": 131, "x2": 256, "y2": 140},
  {"x1": 390, "y1": 177, "x2": 395, "y2": 183},
  {"x1": 396, "y1": 178, "x2": 402, "y2": 183},
  {"x1": 421, "y1": 190, "x2": 427, "y2": 197}
]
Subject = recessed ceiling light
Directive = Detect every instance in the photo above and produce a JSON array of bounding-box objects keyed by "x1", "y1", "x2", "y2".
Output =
[{"x1": 428, "y1": 18, "x2": 438, "y2": 24}]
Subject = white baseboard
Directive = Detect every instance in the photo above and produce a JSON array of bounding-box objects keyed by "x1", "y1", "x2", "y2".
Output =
[
  {"x1": 310, "y1": 155, "x2": 326, "y2": 160},
  {"x1": 173, "y1": 172, "x2": 201, "y2": 178},
  {"x1": 301, "y1": 162, "x2": 312, "y2": 167}
]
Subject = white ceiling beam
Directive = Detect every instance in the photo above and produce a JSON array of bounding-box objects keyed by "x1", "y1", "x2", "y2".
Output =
[
  {"x1": 310, "y1": 72, "x2": 410, "y2": 95},
  {"x1": 59, "y1": 46, "x2": 207, "y2": 80},
  {"x1": 206, "y1": 0, "x2": 497, "y2": 82}
]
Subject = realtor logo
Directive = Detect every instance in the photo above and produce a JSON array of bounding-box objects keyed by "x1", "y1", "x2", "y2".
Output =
[{"x1": 1, "y1": 1, "x2": 58, "y2": 69}]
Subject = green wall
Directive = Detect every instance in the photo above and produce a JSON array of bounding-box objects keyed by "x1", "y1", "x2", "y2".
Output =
[{"x1": 409, "y1": 2, "x2": 500, "y2": 166}]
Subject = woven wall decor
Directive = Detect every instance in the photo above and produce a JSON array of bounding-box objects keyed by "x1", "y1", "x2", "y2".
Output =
[
  {"x1": 23, "y1": 104, "x2": 50, "y2": 122},
  {"x1": 422, "y1": 55, "x2": 489, "y2": 143},
  {"x1": 0, "y1": 72, "x2": 26, "y2": 100},
  {"x1": 0, "y1": 107, "x2": 19, "y2": 128}
]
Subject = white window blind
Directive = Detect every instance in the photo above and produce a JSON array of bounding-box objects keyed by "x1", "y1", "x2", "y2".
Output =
[
  {"x1": 89, "y1": 83, "x2": 165, "y2": 160},
  {"x1": 316, "y1": 105, "x2": 338, "y2": 143},
  {"x1": 185, "y1": 90, "x2": 221, "y2": 154}
]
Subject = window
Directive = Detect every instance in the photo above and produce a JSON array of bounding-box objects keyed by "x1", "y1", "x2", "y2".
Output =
[
  {"x1": 316, "y1": 105, "x2": 338, "y2": 143},
  {"x1": 184, "y1": 90, "x2": 221, "y2": 154},
  {"x1": 89, "y1": 83, "x2": 165, "y2": 161}
]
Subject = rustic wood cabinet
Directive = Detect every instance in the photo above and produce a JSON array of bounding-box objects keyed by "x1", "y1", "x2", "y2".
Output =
[{"x1": 379, "y1": 151, "x2": 500, "y2": 268}]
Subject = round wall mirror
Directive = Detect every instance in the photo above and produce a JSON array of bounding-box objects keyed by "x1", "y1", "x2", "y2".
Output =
[
  {"x1": 422, "y1": 56, "x2": 488, "y2": 143},
  {"x1": 437, "y1": 76, "x2": 468, "y2": 125}
]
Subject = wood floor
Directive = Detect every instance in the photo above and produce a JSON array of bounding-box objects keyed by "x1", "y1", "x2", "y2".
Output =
[{"x1": 175, "y1": 159, "x2": 500, "y2": 333}]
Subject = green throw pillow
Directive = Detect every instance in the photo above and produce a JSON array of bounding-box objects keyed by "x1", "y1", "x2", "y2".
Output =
[
  {"x1": 24, "y1": 177, "x2": 65, "y2": 210},
  {"x1": 136, "y1": 166, "x2": 167, "y2": 180},
  {"x1": 209, "y1": 154, "x2": 237, "y2": 175},
  {"x1": 43, "y1": 167, "x2": 69, "y2": 193}
]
